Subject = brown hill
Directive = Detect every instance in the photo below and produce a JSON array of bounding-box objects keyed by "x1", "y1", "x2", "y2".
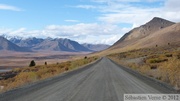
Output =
[
  {"x1": 112, "y1": 17, "x2": 175, "y2": 49},
  {"x1": 95, "y1": 17, "x2": 179, "y2": 56},
  {"x1": 135, "y1": 23, "x2": 180, "y2": 48}
]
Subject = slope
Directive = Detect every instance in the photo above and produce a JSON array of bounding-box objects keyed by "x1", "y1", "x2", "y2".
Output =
[
  {"x1": 112, "y1": 17, "x2": 175, "y2": 50},
  {"x1": 82, "y1": 43, "x2": 110, "y2": 51},
  {"x1": 0, "y1": 36, "x2": 30, "y2": 52}
]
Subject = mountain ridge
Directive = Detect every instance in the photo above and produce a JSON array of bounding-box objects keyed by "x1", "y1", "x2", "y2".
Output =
[
  {"x1": 94, "y1": 17, "x2": 180, "y2": 56},
  {"x1": 111, "y1": 17, "x2": 176, "y2": 50},
  {"x1": 82, "y1": 43, "x2": 110, "y2": 51},
  {"x1": 0, "y1": 36, "x2": 109, "y2": 52},
  {"x1": 0, "y1": 36, "x2": 31, "y2": 52}
]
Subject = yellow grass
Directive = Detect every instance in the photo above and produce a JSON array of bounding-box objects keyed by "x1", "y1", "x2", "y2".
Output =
[
  {"x1": 0, "y1": 56, "x2": 98, "y2": 92},
  {"x1": 108, "y1": 46, "x2": 180, "y2": 90}
]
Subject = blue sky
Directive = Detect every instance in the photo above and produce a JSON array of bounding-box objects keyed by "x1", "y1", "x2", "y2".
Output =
[{"x1": 0, "y1": 0, "x2": 180, "y2": 45}]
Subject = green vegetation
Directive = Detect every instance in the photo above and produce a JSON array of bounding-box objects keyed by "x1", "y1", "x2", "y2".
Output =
[
  {"x1": 0, "y1": 56, "x2": 98, "y2": 92},
  {"x1": 108, "y1": 46, "x2": 180, "y2": 90}
]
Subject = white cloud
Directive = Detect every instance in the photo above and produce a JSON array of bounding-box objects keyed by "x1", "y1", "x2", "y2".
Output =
[
  {"x1": 99, "y1": 8, "x2": 161, "y2": 27},
  {"x1": 165, "y1": 0, "x2": 180, "y2": 11},
  {"x1": 91, "y1": 0, "x2": 180, "y2": 28},
  {"x1": 0, "y1": 4, "x2": 22, "y2": 11},
  {"x1": 45, "y1": 23, "x2": 121, "y2": 36},
  {"x1": 0, "y1": 23, "x2": 129, "y2": 45},
  {"x1": 75, "y1": 5, "x2": 97, "y2": 9},
  {"x1": 65, "y1": 20, "x2": 79, "y2": 22},
  {"x1": 1, "y1": 0, "x2": 180, "y2": 45},
  {"x1": 98, "y1": 35, "x2": 121, "y2": 45},
  {"x1": 92, "y1": 0, "x2": 163, "y2": 3}
]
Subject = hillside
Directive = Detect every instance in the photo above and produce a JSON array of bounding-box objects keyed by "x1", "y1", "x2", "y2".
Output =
[
  {"x1": 134, "y1": 23, "x2": 180, "y2": 48},
  {"x1": 0, "y1": 36, "x2": 30, "y2": 52},
  {"x1": 33, "y1": 38, "x2": 92, "y2": 52},
  {"x1": 10, "y1": 37, "x2": 92, "y2": 52},
  {"x1": 82, "y1": 43, "x2": 110, "y2": 51},
  {"x1": 95, "y1": 17, "x2": 179, "y2": 55},
  {"x1": 111, "y1": 17, "x2": 175, "y2": 50},
  {"x1": 10, "y1": 37, "x2": 44, "y2": 48}
]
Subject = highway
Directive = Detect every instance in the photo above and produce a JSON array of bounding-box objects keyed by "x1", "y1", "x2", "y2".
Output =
[{"x1": 0, "y1": 57, "x2": 173, "y2": 101}]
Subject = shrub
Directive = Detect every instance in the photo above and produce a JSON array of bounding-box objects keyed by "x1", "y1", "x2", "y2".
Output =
[
  {"x1": 160, "y1": 58, "x2": 180, "y2": 89},
  {"x1": 148, "y1": 58, "x2": 168, "y2": 63},
  {"x1": 45, "y1": 62, "x2": 47, "y2": 65},
  {"x1": 150, "y1": 65, "x2": 157, "y2": 69},
  {"x1": 84, "y1": 56, "x2": 87, "y2": 59},
  {"x1": 0, "y1": 56, "x2": 99, "y2": 92},
  {"x1": 165, "y1": 54, "x2": 172, "y2": 57},
  {"x1": 29, "y1": 60, "x2": 36, "y2": 67},
  {"x1": 65, "y1": 67, "x2": 69, "y2": 71}
]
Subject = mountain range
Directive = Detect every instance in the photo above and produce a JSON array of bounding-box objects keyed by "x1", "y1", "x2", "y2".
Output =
[
  {"x1": 1, "y1": 17, "x2": 179, "y2": 53},
  {"x1": 0, "y1": 36, "x2": 110, "y2": 52},
  {"x1": 0, "y1": 36, "x2": 31, "y2": 52}
]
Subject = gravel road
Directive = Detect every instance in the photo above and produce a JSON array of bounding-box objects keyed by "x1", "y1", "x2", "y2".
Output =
[{"x1": 0, "y1": 57, "x2": 174, "y2": 101}]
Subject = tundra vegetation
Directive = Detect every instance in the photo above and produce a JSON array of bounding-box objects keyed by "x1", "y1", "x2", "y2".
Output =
[
  {"x1": 108, "y1": 45, "x2": 180, "y2": 90},
  {"x1": 0, "y1": 56, "x2": 98, "y2": 92}
]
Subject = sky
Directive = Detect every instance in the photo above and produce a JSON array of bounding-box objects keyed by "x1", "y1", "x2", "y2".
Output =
[{"x1": 0, "y1": 0, "x2": 180, "y2": 45}]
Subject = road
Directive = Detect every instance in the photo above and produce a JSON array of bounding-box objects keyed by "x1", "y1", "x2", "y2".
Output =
[{"x1": 0, "y1": 57, "x2": 174, "y2": 101}]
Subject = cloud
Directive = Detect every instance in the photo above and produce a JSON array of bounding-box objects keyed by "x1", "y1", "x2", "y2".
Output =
[
  {"x1": 90, "y1": 0, "x2": 180, "y2": 28},
  {"x1": 75, "y1": 5, "x2": 97, "y2": 9},
  {"x1": 0, "y1": 23, "x2": 129, "y2": 45},
  {"x1": 1, "y1": 0, "x2": 179, "y2": 45},
  {"x1": 165, "y1": 0, "x2": 180, "y2": 10},
  {"x1": 0, "y1": 4, "x2": 22, "y2": 11},
  {"x1": 91, "y1": 0, "x2": 163, "y2": 3},
  {"x1": 97, "y1": 35, "x2": 121, "y2": 45},
  {"x1": 64, "y1": 20, "x2": 79, "y2": 23}
]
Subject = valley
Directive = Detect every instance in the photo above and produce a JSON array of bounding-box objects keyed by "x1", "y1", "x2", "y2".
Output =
[
  {"x1": 0, "y1": 16, "x2": 179, "y2": 100},
  {"x1": 0, "y1": 0, "x2": 180, "y2": 100},
  {"x1": 0, "y1": 51, "x2": 90, "y2": 70},
  {"x1": 0, "y1": 36, "x2": 109, "y2": 71}
]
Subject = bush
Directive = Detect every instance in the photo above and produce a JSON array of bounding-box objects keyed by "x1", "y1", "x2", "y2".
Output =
[
  {"x1": 148, "y1": 58, "x2": 168, "y2": 63},
  {"x1": 65, "y1": 67, "x2": 69, "y2": 71},
  {"x1": 160, "y1": 58, "x2": 180, "y2": 89},
  {"x1": 165, "y1": 54, "x2": 172, "y2": 57},
  {"x1": 29, "y1": 60, "x2": 36, "y2": 67},
  {"x1": 45, "y1": 62, "x2": 47, "y2": 65}
]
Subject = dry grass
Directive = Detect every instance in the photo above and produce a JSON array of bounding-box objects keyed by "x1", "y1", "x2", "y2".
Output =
[
  {"x1": 108, "y1": 46, "x2": 180, "y2": 90},
  {"x1": 0, "y1": 56, "x2": 98, "y2": 92},
  {"x1": 160, "y1": 58, "x2": 180, "y2": 89},
  {"x1": 0, "y1": 51, "x2": 90, "y2": 68}
]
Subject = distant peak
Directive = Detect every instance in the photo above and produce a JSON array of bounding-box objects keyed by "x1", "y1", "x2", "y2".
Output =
[
  {"x1": 149, "y1": 17, "x2": 175, "y2": 24},
  {"x1": 152, "y1": 17, "x2": 163, "y2": 20}
]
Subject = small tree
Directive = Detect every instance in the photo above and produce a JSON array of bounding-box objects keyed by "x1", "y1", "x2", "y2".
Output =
[
  {"x1": 29, "y1": 60, "x2": 36, "y2": 67},
  {"x1": 45, "y1": 61, "x2": 47, "y2": 65}
]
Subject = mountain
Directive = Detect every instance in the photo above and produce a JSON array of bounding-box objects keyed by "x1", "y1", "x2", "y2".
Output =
[
  {"x1": 82, "y1": 43, "x2": 110, "y2": 51},
  {"x1": 33, "y1": 38, "x2": 92, "y2": 52},
  {"x1": 10, "y1": 37, "x2": 92, "y2": 52},
  {"x1": 110, "y1": 17, "x2": 177, "y2": 50},
  {"x1": 10, "y1": 37, "x2": 44, "y2": 48},
  {"x1": 134, "y1": 23, "x2": 180, "y2": 48},
  {"x1": 0, "y1": 36, "x2": 30, "y2": 52}
]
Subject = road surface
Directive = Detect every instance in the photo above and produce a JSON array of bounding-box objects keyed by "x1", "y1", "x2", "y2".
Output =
[{"x1": 0, "y1": 57, "x2": 173, "y2": 101}]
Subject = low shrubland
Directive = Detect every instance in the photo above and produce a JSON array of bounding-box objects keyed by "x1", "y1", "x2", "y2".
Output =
[
  {"x1": 108, "y1": 46, "x2": 180, "y2": 90},
  {"x1": 0, "y1": 56, "x2": 98, "y2": 92}
]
